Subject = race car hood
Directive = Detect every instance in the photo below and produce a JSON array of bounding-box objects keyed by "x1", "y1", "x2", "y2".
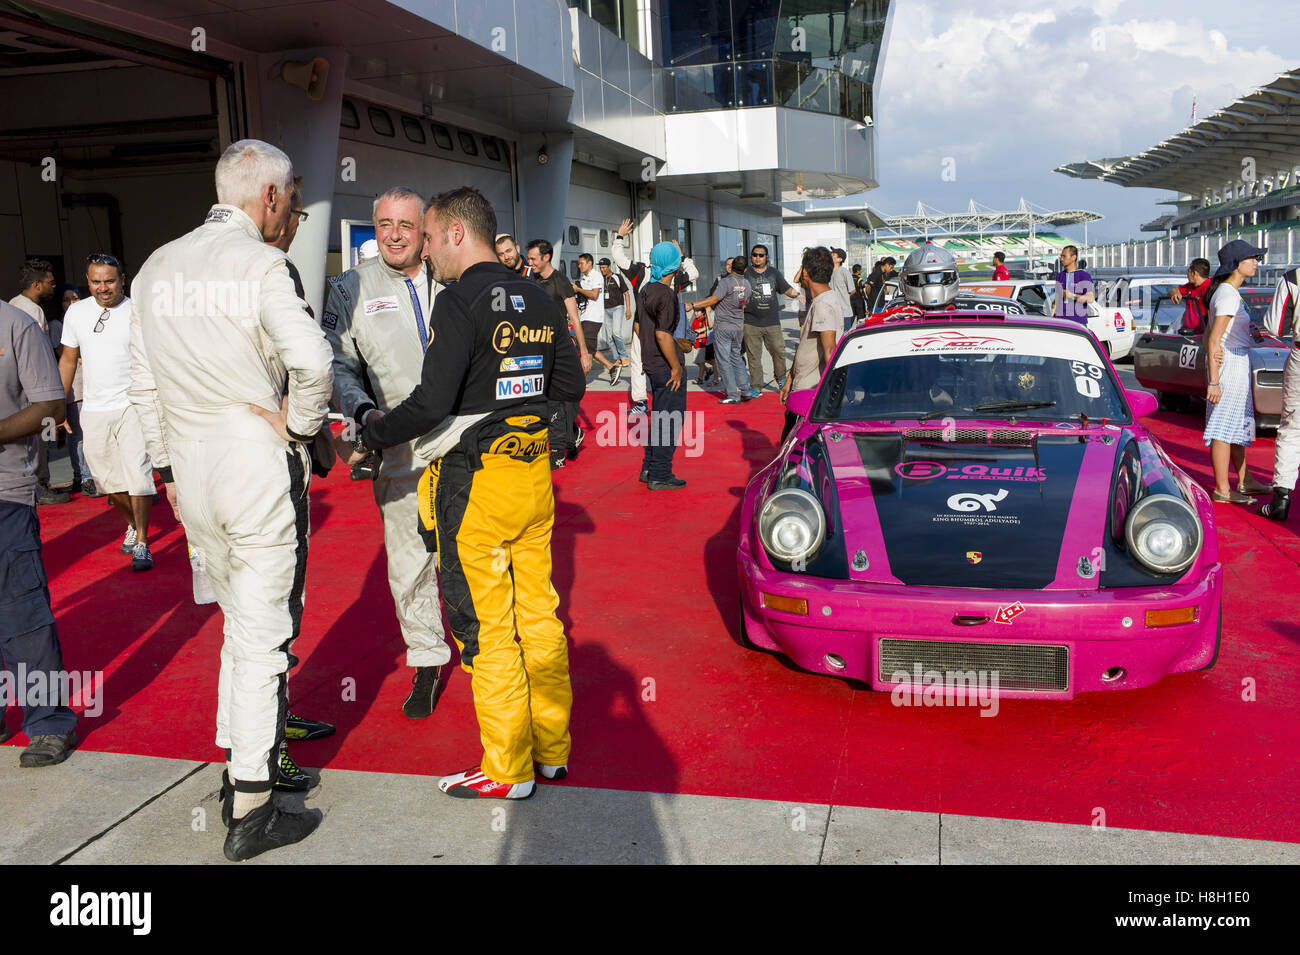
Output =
[{"x1": 820, "y1": 427, "x2": 1118, "y2": 590}]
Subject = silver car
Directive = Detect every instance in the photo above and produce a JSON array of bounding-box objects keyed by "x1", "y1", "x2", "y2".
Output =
[{"x1": 1132, "y1": 286, "x2": 1288, "y2": 429}]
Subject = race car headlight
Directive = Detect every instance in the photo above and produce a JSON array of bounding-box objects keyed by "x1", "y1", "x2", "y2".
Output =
[
  {"x1": 1123, "y1": 493, "x2": 1202, "y2": 575},
  {"x1": 758, "y1": 488, "x2": 826, "y2": 564}
]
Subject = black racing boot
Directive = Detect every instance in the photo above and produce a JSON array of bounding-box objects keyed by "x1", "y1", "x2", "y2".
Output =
[
  {"x1": 284, "y1": 713, "x2": 335, "y2": 742},
  {"x1": 1258, "y1": 487, "x2": 1291, "y2": 521},
  {"x1": 222, "y1": 800, "x2": 322, "y2": 862},
  {"x1": 402, "y1": 665, "x2": 447, "y2": 719},
  {"x1": 273, "y1": 742, "x2": 318, "y2": 792}
]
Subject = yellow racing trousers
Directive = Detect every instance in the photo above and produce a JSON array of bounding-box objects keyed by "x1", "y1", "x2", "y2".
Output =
[{"x1": 420, "y1": 447, "x2": 572, "y2": 783}]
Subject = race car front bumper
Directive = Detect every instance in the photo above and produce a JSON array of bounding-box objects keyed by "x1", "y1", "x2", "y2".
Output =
[{"x1": 737, "y1": 549, "x2": 1223, "y2": 700}]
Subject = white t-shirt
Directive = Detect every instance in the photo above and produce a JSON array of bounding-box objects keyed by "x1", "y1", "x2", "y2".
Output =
[
  {"x1": 1209, "y1": 284, "x2": 1254, "y2": 352},
  {"x1": 577, "y1": 270, "x2": 604, "y2": 323},
  {"x1": 61, "y1": 296, "x2": 134, "y2": 412}
]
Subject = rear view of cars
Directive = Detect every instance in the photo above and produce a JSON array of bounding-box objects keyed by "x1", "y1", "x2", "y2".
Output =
[{"x1": 1131, "y1": 284, "x2": 1289, "y2": 430}]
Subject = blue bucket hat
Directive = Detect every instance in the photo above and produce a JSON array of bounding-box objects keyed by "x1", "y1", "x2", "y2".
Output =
[{"x1": 1212, "y1": 239, "x2": 1267, "y2": 279}]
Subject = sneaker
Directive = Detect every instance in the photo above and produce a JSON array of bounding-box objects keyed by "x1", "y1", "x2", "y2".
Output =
[
  {"x1": 402, "y1": 666, "x2": 446, "y2": 719},
  {"x1": 81, "y1": 480, "x2": 102, "y2": 498},
  {"x1": 272, "y1": 741, "x2": 317, "y2": 792},
  {"x1": 121, "y1": 525, "x2": 138, "y2": 554},
  {"x1": 619, "y1": 358, "x2": 630, "y2": 367},
  {"x1": 537, "y1": 763, "x2": 568, "y2": 781},
  {"x1": 740, "y1": 392, "x2": 754, "y2": 401},
  {"x1": 37, "y1": 485, "x2": 71, "y2": 505},
  {"x1": 19, "y1": 730, "x2": 77, "y2": 768},
  {"x1": 749, "y1": 389, "x2": 762, "y2": 399},
  {"x1": 647, "y1": 477, "x2": 687, "y2": 490},
  {"x1": 718, "y1": 396, "x2": 742, "y2": 404},
  {"x1": 638, "y1": 469, "x2": 649, "y2": 483},
  {"x1": 438, "y1": 766, "x2": 535, "y2": 799},
  {"x1": 223, "y1": 800, "x2": 322, "y2": 862},
  {"x1": 627, "y1": 401, "x2": 647, "y2": 418},
  {"x1": 608, "y1": 364, "x2": 622, "y2": 386},
  {"x1": 284, "y1": 713, "x2": 336, "y2": 742},
  {"x1": 130, "y1": 541, "x2": 153, "y2": 572}
]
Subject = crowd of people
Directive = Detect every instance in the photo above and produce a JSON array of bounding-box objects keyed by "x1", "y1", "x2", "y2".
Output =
[{"x1": 8, "y1": 133, "x2": 1300, "y2": 862}]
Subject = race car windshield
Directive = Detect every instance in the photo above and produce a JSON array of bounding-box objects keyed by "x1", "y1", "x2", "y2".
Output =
[{"x1": 813, "y1": 324, "x2": 1128, "y2": 423}]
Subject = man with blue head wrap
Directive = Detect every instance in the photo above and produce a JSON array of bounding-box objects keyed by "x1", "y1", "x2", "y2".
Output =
[{"x1": 635, "y1": 242, "x2": 688, "y2": 489}]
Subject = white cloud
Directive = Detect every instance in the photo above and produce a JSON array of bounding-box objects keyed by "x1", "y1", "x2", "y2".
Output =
[{"x1": 871, "y1": 0, "x2": 1294, "y2": 241}]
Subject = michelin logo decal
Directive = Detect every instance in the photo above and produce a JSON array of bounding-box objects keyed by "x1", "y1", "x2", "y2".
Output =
[
  {"x1": 497, "y1": 374, "x2": 545, "y2": 399},
  {"x1": 500, "y1": 355, "x2": 544, "y2": 372}
]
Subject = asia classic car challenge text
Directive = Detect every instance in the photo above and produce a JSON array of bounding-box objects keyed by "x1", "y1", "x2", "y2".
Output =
[{"x1": 737, "y1": 313, "x2": 1220, "y2": 701}]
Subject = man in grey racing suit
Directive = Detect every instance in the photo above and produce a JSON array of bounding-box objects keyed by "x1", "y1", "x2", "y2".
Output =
[
  {"x1": 323, "y1": 186, "x2": 452, "y2": 717},
  {"x1": 128, "y1": 139, "x2": 332, "y2": 861}
]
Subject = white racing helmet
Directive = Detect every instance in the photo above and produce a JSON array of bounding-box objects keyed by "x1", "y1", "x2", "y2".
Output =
[{"x1": 901, "y1": 244, "x2": 959, "y2": 308}]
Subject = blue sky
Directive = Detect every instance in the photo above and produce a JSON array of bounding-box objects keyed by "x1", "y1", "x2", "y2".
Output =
[{"x1": 865, "y1": 0, "x2": 1292, "y2": 242}]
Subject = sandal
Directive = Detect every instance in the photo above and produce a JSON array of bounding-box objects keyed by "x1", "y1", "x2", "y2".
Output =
[{"x1": 1212, "y1": 489, "x2": 1257, "y2": 504}]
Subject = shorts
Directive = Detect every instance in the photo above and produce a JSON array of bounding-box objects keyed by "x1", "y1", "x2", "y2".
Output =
[
  {"x1": 582, "y1": 321, "x2": 603, "y2": 355},
  {"x1": 80, "y1": 405, "x2": 155, "y2": 496}
]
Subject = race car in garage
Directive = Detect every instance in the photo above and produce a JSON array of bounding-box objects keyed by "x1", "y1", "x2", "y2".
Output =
[
  {"x1": 1133, "y1": 286, "x2": 1288, "y2": 429},
  {"x1": 737, "y1": 312, "x2": 1221, "y2": 700}
]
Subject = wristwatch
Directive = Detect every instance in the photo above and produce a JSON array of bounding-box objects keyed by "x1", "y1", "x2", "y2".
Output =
[{"x1": 352, "y1": 426, "x2": 368, "y2": 457}]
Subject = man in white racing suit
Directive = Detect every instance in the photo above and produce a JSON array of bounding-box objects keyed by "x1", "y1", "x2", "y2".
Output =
[
  {"x1": 322, "y1": 187, "x2": 452, "y2": 717},
  {"x1": 1260, "y1": 267, "x2": 1300, "y2": 520},
  {"x1": 128, "y1": 139, "x2": 332, "y2": 861}
]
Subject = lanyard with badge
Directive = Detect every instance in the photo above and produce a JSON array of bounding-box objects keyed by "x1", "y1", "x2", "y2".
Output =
[{"x1": 404, "y1": 277, "x2": 429, "y2": 350}]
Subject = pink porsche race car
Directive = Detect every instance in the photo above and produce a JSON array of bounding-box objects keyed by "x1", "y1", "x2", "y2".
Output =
[{"x1": 737, "y1": 313, "x2": 1221, "y2": 700}]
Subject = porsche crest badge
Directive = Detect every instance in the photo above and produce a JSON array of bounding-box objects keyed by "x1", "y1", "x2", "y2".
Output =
[{"x1": 966, "y1": 551, "x2": 982, "y2": 564}]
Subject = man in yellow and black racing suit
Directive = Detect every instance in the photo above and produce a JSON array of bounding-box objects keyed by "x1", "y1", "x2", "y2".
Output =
[{"x1": 353, "y1": 187, "x2": 585, "y2": 798}]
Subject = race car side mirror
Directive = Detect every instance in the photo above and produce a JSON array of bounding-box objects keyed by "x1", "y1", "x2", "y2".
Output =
[
  {"x1": 787, "y1": 389, "x2": 816, "y2": 419},
  {"x1": 1126, "y1": 390, "x2": 1158, "y2": 418}
]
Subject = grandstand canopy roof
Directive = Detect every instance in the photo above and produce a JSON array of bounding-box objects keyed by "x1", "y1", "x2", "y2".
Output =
[
  {"x1": 1055, "y1": 68, "x2": 1300, "y2": 192},
  {"x1": 868, "y1": 199, "x2": 1101, "y2": 239}
]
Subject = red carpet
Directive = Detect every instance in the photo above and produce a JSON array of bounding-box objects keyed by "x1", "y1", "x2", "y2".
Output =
[{"x1": 14, "y1": 394, "x2": 1300, "y2": 842}]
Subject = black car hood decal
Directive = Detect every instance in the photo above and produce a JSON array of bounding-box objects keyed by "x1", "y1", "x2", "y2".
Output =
[{"x1": 853, "y1": 434, "x2": 1089, "y2": 589}]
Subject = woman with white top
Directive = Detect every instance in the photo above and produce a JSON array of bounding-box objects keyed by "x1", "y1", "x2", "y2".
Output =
[{"x1": 1204, "y1": 240, "x2": 1271, "y2": 503}]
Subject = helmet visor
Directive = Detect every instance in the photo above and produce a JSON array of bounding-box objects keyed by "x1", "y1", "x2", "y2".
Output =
[{"x1": 903, "y1": 269, "x2": 958, "y2": 288}]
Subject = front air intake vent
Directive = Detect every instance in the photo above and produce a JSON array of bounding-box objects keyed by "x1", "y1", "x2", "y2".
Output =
[
  {"x1": 879, "y1": 638, "x2": 1069, "y2": 692},
  {"x1": 903, "y1": 428, "x2": 1036, "y2": 445}
]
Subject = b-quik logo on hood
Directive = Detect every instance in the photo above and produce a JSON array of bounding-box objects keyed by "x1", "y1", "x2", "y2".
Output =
[{"x1": 497, "y1": 374, "x2": 545, "y2": 400}]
